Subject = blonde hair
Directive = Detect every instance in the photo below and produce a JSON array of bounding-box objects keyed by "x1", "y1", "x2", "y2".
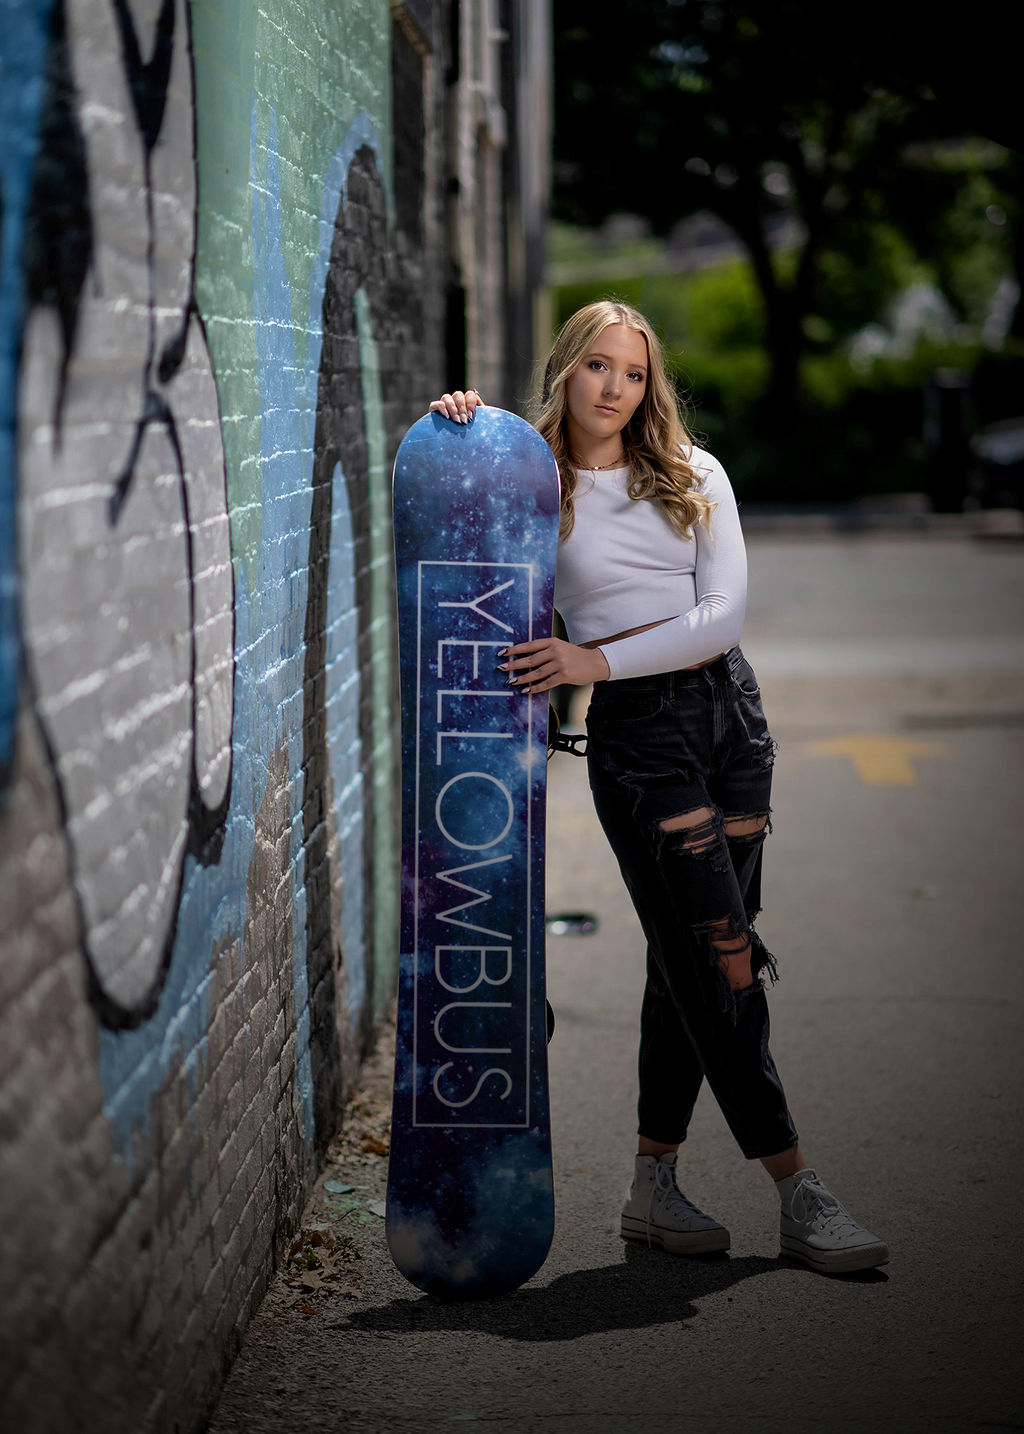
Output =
[{"x1": 528, "y1": 300, "x2": 713, "y2": 540}]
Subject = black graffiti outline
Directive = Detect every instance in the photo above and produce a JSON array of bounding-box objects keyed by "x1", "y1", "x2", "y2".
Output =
[
  {"x1": 18, "y1": 0, "x2": 233, "y2": 1029},
  {"x1": 302, "y1": 138, "x2": 425, "y2": 1149}
]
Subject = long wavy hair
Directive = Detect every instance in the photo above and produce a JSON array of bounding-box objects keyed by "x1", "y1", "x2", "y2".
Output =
[{"x1": 527, "y1": 300, "x2": 713, "y2": 539}]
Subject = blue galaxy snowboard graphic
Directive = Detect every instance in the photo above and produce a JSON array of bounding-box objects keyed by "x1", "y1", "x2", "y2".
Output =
[{"x1": 387, "y1": 407, "x2": 560, "y2": 1298}]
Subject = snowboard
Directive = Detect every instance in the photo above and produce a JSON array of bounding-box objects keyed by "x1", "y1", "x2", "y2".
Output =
[{"x1": 386, "y1": 406, "x2": 560, "y2": 1299}]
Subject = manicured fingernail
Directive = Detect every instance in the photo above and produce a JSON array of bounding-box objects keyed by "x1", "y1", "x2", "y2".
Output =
[
  {"x1": 497, "y1": 648, "x2": 508, "y2": 657},
  {"x1": 506, "y1": 675, "x2": 517, "y2": 685},
  {"x1": 497, "y1": 662, "x2": 509, "y2": 672}
]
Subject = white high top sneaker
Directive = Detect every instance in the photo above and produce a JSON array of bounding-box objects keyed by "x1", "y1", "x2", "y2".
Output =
[
  {"x1": 778, "y1": 1169, "x2": 889, "y2": 1274},
  {"x1": 620, "y1": 1152, "x2": 730, "y2": 1254}
]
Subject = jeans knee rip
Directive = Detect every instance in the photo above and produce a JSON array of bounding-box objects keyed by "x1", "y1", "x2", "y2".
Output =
[
  {"x1": 689, "y1": 917, "x2": 779, "y2": 1020},
  {"x1": 687, "y1": 915, "x2": 742, "y2": 1016},
  {"x1": 655, "y1": 806, "x2": 732, "y2": 875},
  {"x1": 749, "y1": 925, "x2": 779, "y2": 986},
  {"x1": 723, "y1": 809, "x2": 772, "y2": 845}
]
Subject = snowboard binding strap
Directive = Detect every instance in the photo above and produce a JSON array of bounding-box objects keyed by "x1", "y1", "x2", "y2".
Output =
[{"x1": 547, "y1": 706, "x2": 588, "y2": 759}]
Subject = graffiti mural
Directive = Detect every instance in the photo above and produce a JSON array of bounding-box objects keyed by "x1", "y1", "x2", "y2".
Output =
[
  {"x1": 249, "y1": 106, "x2": 407, "y2": 1147},
  {"x1": 2, "y1": 0, "x2": 410, "y2": 1164},
  {"x1": 305, "y1": 134, "x2": 410, "y2": 1136},
  {"x1": 0, "y1": 1, "x2": 57, "y2": 787},
  {"x1": 15, "y1": 0, "x2": 235, "y2": 1026},
  {"x1": 0, "y1": 0, "x2": 504, "y2": 1423},
  {"x1": 0, "y1": 0, "x2": 552, "y2": 1422}
]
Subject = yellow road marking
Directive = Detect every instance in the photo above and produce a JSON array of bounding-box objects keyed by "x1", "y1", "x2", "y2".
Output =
[{"x1": 798, "y1": 732, "x2": 952, "y2": 786}]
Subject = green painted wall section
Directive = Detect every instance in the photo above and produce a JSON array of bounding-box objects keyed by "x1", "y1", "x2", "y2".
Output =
[
  {"x1": 354, "y1": 285, "x2": 399, "y2": 1004},
  {"x1": 190, "y1": 0, "x2": 400, "y2": 1025},
  {"x1": 191, "y1": 0, "x2": 394, "y2": 576}
]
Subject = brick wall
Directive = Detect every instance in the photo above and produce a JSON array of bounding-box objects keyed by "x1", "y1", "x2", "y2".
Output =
[{"x1": 0, "y1": 1, "x2": 548, "y2": 1429}]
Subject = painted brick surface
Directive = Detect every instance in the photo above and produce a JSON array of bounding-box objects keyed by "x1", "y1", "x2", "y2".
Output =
[
  {"x1": 0, "y1": 0, "x2": 533, "y2": 1428},
  {"x1": 0, "y1": 0, "x2": 551, "y2": 1429}
]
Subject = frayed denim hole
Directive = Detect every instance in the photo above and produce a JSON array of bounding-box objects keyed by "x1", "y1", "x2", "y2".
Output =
[
  {"x1": 749, "y1": 927, "x2": 779, "y2": 986},
  {"x1": 690, "y1": 914, "x2": 759, "y2": 1019},
  {"x1": 757, "y1": 737, "x2": 779, "y2": 770},
  {"x1": 656, "y1": 806, "x2": 732, "y2": 876},
  {"x1": 735, "y1": 977, "x2": 765, "y2": 1000},
  {"x1": 722, "y1": 810, "x2": 771, "y2": 845}
]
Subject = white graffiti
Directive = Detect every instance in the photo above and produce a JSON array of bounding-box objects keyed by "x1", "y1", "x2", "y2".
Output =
[{"x1": 16, "y1": 0, "x2": 233, "y2": 1020}]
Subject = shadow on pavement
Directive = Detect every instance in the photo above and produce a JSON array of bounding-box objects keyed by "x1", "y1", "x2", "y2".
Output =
[{"x1": 333, "y1": 1249, "x2": 885, "y2": 1341}]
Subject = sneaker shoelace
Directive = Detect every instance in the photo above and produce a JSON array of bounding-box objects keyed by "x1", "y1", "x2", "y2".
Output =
[
  {"x1": 644, "y1": 1162, "x2": 706, "y2": 1244},
  {"x1": 791, "y1": 1175, "x2": 862, "y2": 1238}
]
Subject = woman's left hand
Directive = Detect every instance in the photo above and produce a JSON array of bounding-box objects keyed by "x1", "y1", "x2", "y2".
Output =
[{"x1": 498, "y1": 638, "x2": 609, "y2": 694}]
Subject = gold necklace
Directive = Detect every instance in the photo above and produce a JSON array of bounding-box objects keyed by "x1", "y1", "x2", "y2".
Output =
[{"x1": 574, "y1": 452, "x2": 626, "y2": 471}]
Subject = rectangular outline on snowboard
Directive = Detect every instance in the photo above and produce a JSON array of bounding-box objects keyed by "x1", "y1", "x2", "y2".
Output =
[{"x1": 413, "y1": 559, "x2": 535, "y2": 1129}]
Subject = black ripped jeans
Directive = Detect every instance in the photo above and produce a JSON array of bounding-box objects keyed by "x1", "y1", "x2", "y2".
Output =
[{"x1": 586, "y1": 647, "x2": 798, "y2": 1160}]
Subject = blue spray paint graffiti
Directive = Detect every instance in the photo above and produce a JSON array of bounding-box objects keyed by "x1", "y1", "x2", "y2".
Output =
[
  {"x1": 4, "y1": 0, "x2": 388, "y2": 1153},
  {"x1": 0, "y1": 0, "x2": 58, "y2": 780},
  {"x1": 250, "y1": 105, "x2": 317, "y2": 1140},
  {"x1": 97, "y1": 106, "x2": 387, "y2": 1159}
]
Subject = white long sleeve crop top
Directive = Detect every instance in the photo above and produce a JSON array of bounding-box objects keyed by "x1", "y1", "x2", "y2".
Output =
[{"x1": 554, "y1": 447, "x2": 747, "y2": 682}]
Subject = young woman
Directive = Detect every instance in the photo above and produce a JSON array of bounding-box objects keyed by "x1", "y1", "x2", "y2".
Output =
[{"x1": 430, "y1": 300, "x2": 887, "y2": 1275}]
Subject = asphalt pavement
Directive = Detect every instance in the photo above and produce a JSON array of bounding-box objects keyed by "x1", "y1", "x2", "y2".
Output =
[{"x1": 209, "y1": 525, "x2": 1024, "y2": 1434}]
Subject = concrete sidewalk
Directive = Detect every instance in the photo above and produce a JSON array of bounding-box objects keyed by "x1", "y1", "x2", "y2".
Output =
[{"x1": 209, "y1": 534, "x2": 1023, "y2": 1433}]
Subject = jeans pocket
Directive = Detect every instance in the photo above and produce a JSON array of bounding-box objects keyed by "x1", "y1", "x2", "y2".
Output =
[{"x1": 730, "y1": 655, "x2": 761, "y2": 699}]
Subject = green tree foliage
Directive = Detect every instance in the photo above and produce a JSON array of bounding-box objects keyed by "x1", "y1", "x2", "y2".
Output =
[{"x1": 553, "y1": 0, "x2": 1021, "y2": 436}]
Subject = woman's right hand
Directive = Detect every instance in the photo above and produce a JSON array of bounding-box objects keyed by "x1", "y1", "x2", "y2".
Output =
[{"x1": 429, "y1": 389, "x2": 484, "y2": 424}]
